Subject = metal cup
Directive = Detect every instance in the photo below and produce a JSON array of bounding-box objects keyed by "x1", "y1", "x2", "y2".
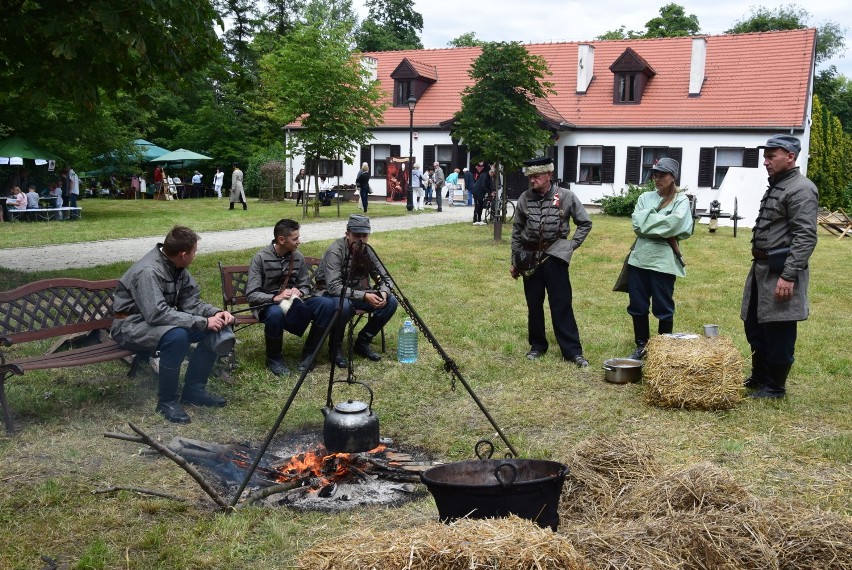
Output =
[{"x1": 703, "y1": 324, "x2": 719, "y2": 337}]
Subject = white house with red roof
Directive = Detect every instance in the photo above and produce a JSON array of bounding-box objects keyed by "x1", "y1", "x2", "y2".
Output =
[{"x1": 286, "y1": 28, "x2": 816, "y2": 219}]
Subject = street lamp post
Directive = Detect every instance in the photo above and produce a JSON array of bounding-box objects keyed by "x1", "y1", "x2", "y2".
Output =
[{"x1": 406, "y1": 96, "x2": 417, "y2": 212}]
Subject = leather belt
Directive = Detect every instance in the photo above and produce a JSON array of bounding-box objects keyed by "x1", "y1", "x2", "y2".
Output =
[
  {"x1": 751, "y1": 248, "x2": 769, "y2": 260},
  {"x1": 523, "y1": 239, "x2": 556, "y2": 252},
  {"x1": 114, "y1": 312, "x2": 130, "y2": 319}
]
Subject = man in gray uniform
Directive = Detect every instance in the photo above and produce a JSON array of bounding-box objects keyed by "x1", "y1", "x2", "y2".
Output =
[
  {"x1": 111, "y1": 226, "x2": 235, "y2": 423},
  {"x1": 510, "y1": 156, "x2": 593, "y2": 368},
  {"x1": 742, "y1": 135, "x2": 818, "y2": 399}
]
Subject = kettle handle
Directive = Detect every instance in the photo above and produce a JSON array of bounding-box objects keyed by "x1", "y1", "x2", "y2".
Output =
[
  {"x1": 494, "y1": 462, "x2": 518, "y2": 488},
  {"x1": 475, "y1": 439, "x2": 494, "y2": 460},
  {"x1": 327, "y1": 380, "x2": 375, "y2": 412}
]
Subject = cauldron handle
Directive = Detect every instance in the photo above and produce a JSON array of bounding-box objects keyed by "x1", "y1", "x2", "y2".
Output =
[
  {"x1": 494, "y1": 462, "x2": 517, "y2": 488},
  {"x1": 475, "y1": 439, "x2": 494, "y2": 460}
]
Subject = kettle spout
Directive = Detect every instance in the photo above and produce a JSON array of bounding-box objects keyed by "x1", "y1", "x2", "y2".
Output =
[{"x1": 321, "y1": 406, "x2": 330, "y2": 417}]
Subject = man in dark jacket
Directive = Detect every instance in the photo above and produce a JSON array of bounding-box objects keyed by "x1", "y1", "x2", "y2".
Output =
[
  {"x1": 510, "y1": 157, "x2": 592, "y2": 368},
  {"x1": 314, "y1": 214, "x2": 397, "y2": 365},
  {"x1": 741, "y1": 135, "x2": 818, "y2": 399},
  {"x1": 111, "y1": 226, "x2": 235, "y2": 423},
  {"x1": 247, "y1": 219, "x2": 338, "y2": 375},
  {"x1": 471, "y1": 167, "x2": 493, "y2": 225},
  {"x1": 463, "y1": 167, "x2": 474, "y2": 206}
]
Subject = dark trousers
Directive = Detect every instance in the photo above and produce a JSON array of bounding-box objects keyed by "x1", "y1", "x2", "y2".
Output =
[
  {"x1": 435, "y1": 185, "x2": 443, "y2": 208},
  {"x1": 744, "y1": 277, "x2": 797, "y2": 365},
  {"x1": 522, "y1": 258, "x2": 582, "y2": 359},
  {"x1": 261, "y1": 296, "x2": 340, "y2": 338},
  {"x1": 360, "y1": 188, "x2": 369, "y2": 212},
  {"x1": 473, "y1": 195, "x2": 485, "y2": 222},
  {"x1": 156, "y1": 327, "x2": 217, "y2": 400},
  {"x1": 627, "y1": 266, "x2": 676, "y2": 320},
  {"x1": 346, "y1": 294, "x2": 398, "y2": 337}
]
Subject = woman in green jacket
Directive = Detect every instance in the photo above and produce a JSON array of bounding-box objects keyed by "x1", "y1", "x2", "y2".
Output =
[{"x1": 626, "y1": 158, "x2": 693, "y2": 359}]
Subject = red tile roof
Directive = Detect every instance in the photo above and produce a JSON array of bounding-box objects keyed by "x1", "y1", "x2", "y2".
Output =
[{"x1": 363, "y1": 29, "x2": 815, "y2": 130}]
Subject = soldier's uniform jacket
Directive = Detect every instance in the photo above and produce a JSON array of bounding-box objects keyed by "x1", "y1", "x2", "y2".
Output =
[
  {"x1": 511, "y1": 183, "x2": 592, "y2": 266},
  {"x1": 314, "y1": 237, "x2": 393, "y2": 302},
  {"x1": 741, "y1": 167, "x2": 818, "y2": 323},
  {"x1": 111, "y1": 245, "x2": 221, "y2": 352},
  {"x1": 246, "y1": 242, "x2": 312, "y2": 319}
]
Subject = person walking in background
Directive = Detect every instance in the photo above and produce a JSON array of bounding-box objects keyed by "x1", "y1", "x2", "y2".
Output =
[
  {"x1": 742, "y1": 135, "x2": 818, "y2": 399},
  {"x1": 410, "y1": 163, "x2": 425, "y2": 211},
  {"x1": 110, "y1": 226, "x2": 235, "y2": 424},
  {"x1": 471, "y1": 167, "x2": 493, "y2": 225},
  {"x1": 463, "y1": 167, "x2": 474, "y2": 206},
  {"x1": 356, "y1": 162, "x2": 371, "y2": 212},
  {"x1": 432, "y1": 162, "x2": 445, "y2": 212},
  {"x1": 624, "y1": 157, "x2": 693, "y2": 360},
  {"x1": 229, "y1": 163, "x2": 246, "y2": 210},
  {"x1": 247, "y1": 219, "x2": 339, "y2": 375},
  {"x1": 510, "y1": 157, "x2": 592, "y2": 368},
  {"x1": 295, "y1": 168, "x2": 306, "y2": 205},
  {"x1": 213, "y1": 167, "x2": 224, "y2": 199}
]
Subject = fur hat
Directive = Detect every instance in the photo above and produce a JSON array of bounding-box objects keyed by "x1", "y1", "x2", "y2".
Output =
[{"x1": 523, "y1": 156, "x2": 554, "y2": 175}]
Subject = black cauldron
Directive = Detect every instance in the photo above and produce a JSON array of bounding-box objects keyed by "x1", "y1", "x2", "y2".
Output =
[{"x1": 420, "y1": 458, "x2": 568, "y2": 530}]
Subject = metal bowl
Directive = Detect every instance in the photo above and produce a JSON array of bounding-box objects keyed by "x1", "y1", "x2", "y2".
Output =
[{"x1": 602, "y1": 358, "x2": 643, "y2": 384}]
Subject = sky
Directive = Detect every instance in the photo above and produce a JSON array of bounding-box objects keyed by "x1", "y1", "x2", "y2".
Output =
[{"x1": 351, "y1": 0, "x2": 852, "y2": 78}]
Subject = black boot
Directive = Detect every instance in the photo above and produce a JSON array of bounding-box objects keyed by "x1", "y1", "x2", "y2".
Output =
[
  {"x1": 330, "y1": 343, "x2": 348, "y2": 368},
  {"x1": 743, "y1": 352, "x2": 769, "y2": 390},
  {"x1": 265, "y1": 334, "x2": 289, "y2": 376},
  {"x1": 157, "y1": 364, "x2": 191, "y2": 423},
  {"x1": 628, "y1": 315, "x2": 650, "y2": 360},
  {"x1": 228, "y1": 203, "x2": 234, "y2": 210},
  {"x1": 751, "y1": 363, "x2": 791, "y2": 399},
  {"x1": 298, "y1": 325, "x2": 325, "y2": 372},
  {"x1": 658, "y1": 318, "x2": 674, "y2": 335},
  {"x1": 354, "y1": 331, "x2": 382, "y2": 361}
]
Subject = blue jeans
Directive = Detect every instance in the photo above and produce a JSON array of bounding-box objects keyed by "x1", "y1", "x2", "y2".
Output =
[{"x1": 261, "y1": 296, "x2": 339, "y2": 338}]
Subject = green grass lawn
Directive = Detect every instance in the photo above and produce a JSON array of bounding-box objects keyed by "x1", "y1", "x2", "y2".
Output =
[{"x1": 0, "y1": 214, "x2": 849, "y2": 569}]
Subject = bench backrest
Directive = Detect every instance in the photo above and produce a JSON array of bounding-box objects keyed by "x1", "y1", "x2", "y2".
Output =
[{"x1": 0, "y1": 278, "x2": 119, "y2": 344}]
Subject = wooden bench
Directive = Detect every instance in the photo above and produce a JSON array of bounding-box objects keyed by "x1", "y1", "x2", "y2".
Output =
[
  {"x1": 0, "y1": 278, "x2": 135, "y2": 433},
  {"x1": 218, "y1": 257, "x2": 385, "y2": 352},
  {"x1": 7, "y1": 207, "x2": 82, "y2": 221}
]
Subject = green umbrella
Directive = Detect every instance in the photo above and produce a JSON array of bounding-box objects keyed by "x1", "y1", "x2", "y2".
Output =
[
  {"x1": 0, "y1": 136, "x2": 62, "y2": 165},
  {"x1": 150, "y1": 148, "x2": 212, "y2": 163}
]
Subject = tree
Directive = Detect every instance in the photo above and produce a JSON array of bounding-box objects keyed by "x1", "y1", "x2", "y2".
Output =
[
  {"x1": 814, "y1": 70, "x2": 852, "y2": 133},
  {"x1": 355, "y1": 0, "x2": 423, "y2": 52},
  {"x1": 452, "y1": 42, "x2": 555, "y2": 240},
  {"x1": 596, "y1": 26, "x2": 642, "y2": 41},
  {"x1": 448, "y1": 32, "x2": 484, "y2": 48},
  {"x1": 809, "y1": 95, "x2": 852, "y2": 210},
  {"x1": 643, "y1": 3, "x2": 700, "y2": 38},
  {"x1": 0, "y1": 0, "x2": 223, "y2": 109},
  {"x1": 726, "y1": 5, "x2": 847, "y2": 66},
  {"x1": 259, "y1": 21, "x2": 387, "y2": 215}
]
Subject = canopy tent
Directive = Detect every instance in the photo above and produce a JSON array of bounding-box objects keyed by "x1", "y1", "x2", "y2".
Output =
[
  {"x1": 150, "y1": 148, "x2": 213, "y2": 163},
  {"x1": 133, "y1": 139, "x2": 171, "y2": 162},
  {"x1": 0, "y1": 136, "x2": 62, "y2": 165}
]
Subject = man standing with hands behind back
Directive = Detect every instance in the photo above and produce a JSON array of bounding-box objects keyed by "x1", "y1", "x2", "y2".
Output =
[
  {"x1": 510, "y1": 157, "x2": 592, "y2": 368},
  {"x1": 742, "y1": 135, "x2": 818, "y2": 399},
  {"x1": 229, "y1": 163, "x2": 247, "y2": 210}
]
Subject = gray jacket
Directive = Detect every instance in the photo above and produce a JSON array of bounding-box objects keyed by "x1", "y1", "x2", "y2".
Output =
[
  {"x1": 433, "y1": 166, "x2": 445, "y2": 189},
  {"x1": 111, "y1": 246, "x2": 220, "y2": 352},
  {"x1": 246, "y1": 243, "x2": 312, "y2": 319},
  {"x1": 314, "y1": 237, "x2": 393, "y2": 302},
  {"x1": 741, "y1": 167, "x2": 818, "y2": 323},
  {"x1": 512, "y1": 183, "x2": 592, "y2": 265}
]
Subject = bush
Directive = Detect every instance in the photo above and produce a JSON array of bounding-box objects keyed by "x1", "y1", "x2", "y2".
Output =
[
  {"x1": 593, "y1": 181, "x2": 654, "y2": 216},
  {"x1": 245, "y1": 143, "x2": 286, "y2": 198}
]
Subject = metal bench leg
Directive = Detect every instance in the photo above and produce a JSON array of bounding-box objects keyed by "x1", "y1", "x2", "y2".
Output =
[{"x1": 1, "y1": 373, "x2": 15, "y2": 434}]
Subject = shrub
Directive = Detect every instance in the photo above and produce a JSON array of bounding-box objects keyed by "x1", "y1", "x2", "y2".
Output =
[{"x1": 593, "y1": 181, "x2": 654, "y2": 216}]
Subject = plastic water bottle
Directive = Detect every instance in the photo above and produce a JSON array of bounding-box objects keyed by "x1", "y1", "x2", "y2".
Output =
[{"x1": 397, "y1": 320, "x2": 418, "y2": 363}]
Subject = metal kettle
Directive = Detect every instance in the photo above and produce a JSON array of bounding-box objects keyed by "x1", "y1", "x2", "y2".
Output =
[{"x1": 322, "y1": 381, "x2": 380, "y2": 453}]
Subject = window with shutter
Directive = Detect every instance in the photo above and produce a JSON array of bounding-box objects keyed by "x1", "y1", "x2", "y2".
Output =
[
  {"x1": 743, "y1": 148, "x2": 759, "y2": 168},
  {"x1": 360, "y1": 146, "x2": 371, "y2": 171},
  {"x1": 698, "y1": 148, "x2": 714, "y2": 187},
  {"x1": 577, "y1": 146, "x2": 603, "y2": 184},
  {"x1": 373, "y1": 145, "x2": 391, "y2": 176},
  {"x1": 601, "y1": 147, "x2": 615, "y2": 183},
  {"x1": 563, "y1": 146, "x2": 578, "y2": 183},
  {"x1": 714, "y1": 148, "x2": 744, "y2": 188},
  {"x1": 625, "y1": 147, "x2": 641, "y2": 184},
  {"x1": 669, "y1": 148, "x2": 683, "y2": 186},
  {"x1": 423, "y1": 146, "x2": 435, "y2": 167}
]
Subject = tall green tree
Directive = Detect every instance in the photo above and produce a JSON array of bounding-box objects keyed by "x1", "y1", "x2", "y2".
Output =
[
  {"x1": 0, "y1": 0, "x2": 222, "y2": 109},
  {"x1": 452, "y1": 42, "x2": 555, "y2": 239},
  {"x1": 259, "y1": 21, "x2": 387, "y2": 214},
  {"x1": 355, "y1": 0, "x2": 423, "y2": 51},
  {"x1": 448, "y1": 32, "x2": 484, "y2": 48},
  {"x1": 643, "y1": 3, "x2": 700, "y2": 38},
  {"x1": 809, "y1": 95, "x2": 852, "y2": 209},
  {"x1": 815, "y1": 70, "x2": 852, "y2": 133},
  {"x1": 726, "y1": 5, "x2": 846, "y2": 66}
]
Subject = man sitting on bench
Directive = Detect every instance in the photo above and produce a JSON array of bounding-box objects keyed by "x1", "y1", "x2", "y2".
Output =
[{"x1": 111, "y1": 226, "x2": 235, "y2": 424}]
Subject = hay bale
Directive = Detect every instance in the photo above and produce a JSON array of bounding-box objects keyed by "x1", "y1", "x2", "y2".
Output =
[
  {"x1": 763, "y1": 502, "x2": 852, "y2": 570},
  {"x1": 565, "y1": 510, "x2": 778, "y2": 570},
  {"x1": 298, "y1": 515, "x2": 591, "y2": 570},
  {"x1": 609, "y1": 462, "x2": 759, "y2": 519},
  {"x1": 644, "y1": 335, "x2": 745, "y2": 410},
  {"x1": 560, "y1": 434, "x2": 661, "y2": 525}
]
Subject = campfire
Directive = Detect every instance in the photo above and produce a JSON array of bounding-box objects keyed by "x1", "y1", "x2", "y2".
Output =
[{"x1": 169, "y1": 435, "x2": 431, "y2": 511}]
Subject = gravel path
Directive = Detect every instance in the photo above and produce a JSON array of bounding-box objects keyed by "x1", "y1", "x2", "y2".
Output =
[{"x1": 0, "y1": 206, "x2": 476, "y2": 273}]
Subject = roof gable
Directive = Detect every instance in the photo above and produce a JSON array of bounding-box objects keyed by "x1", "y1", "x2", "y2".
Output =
[
  {"x1": 609, "y1": 47, "x2": 656, "y2": 77},
  {"x1": 390, "y1": 58, "x2": 438, "y2": 82}
]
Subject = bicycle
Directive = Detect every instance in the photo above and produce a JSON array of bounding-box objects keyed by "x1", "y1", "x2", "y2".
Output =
[{"x1": 483, "y1": 195, "x2": 515, "y2": 224}]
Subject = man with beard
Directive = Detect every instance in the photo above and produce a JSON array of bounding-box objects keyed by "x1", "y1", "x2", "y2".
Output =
[{"x1": 314, "y1": 214, "x2": 397, "y2": 365}]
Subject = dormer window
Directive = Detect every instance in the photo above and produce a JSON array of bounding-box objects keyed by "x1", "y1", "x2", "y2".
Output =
[
  {"x1": 390, "y1": 57, "x2": 438, "y2": 107},
  {"x1": 609, "y1": 48, "x2": 656, "y2": 105}
]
